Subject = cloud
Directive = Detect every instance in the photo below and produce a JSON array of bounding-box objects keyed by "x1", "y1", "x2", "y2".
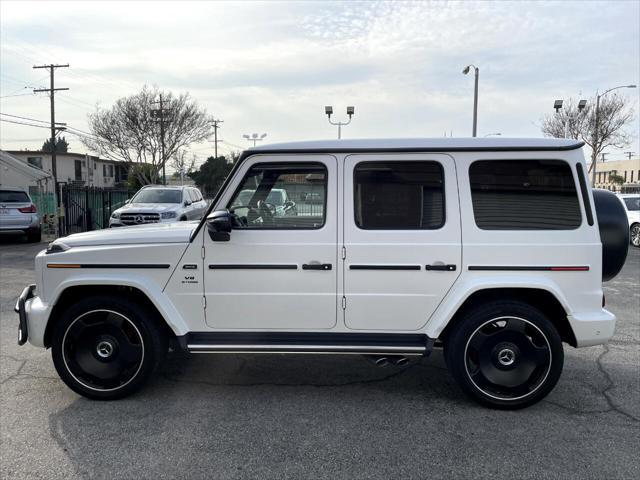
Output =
[{"x1": 1, "y1": 0, "x2": 638, "y2": 158}]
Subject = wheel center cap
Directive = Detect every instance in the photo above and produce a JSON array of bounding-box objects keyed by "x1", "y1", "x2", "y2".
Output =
[
  {"x1": 96, "y1": 340, "x2": 114, "y2": 359},
  {"x1": 497, "y1": 348, "x2": 516, "y2": 366}
]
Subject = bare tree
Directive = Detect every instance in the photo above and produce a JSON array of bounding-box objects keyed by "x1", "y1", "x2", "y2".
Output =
[
  {"x1": 82, "y1": 85, "x2": 212, "y2": 185},
  {"x1": 171, "y1": 149, "x2": 196, "y2": 184},
  {"x1": 541, "y1": 94, "x2": 634, "y2": 171}
]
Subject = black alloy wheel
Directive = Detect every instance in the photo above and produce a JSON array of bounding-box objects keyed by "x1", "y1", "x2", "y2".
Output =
[
  {"x1": 445, "y1": 301, "x2": 564, "y2": 409},
  {"x1": 52, "y1": 296, "x2": 167, "y2": 400}
]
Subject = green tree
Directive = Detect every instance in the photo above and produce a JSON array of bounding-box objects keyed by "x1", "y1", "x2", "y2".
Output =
[
  {"x1": 608, "y1": 173, "x2": 625, "y2": 186},
  {"x1": 126, "y1": 163, "x2": 157, "y2": 192},
  {"x1": 189, "y1": 153, "x2": 239, "y2": 197},
  {"x1": 42, "y1": 136, "x2": 69, "y2": 153}
]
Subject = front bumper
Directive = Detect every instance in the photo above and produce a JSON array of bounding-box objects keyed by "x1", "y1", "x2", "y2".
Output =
[
  {"x1": 15, "y1": 284, "x2": 36, "y2": 345},
  {"x1": 568, "y1": 308, "x2": 617, "y2": 347}
]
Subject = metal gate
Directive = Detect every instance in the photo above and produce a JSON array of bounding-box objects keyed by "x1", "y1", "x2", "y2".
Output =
[{"x1": 61, "y1": 185, "x2": 131, "y2": 235}]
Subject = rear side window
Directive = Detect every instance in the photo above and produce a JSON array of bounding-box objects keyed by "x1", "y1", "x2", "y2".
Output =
[
  {"x1": 354, "y1": 161, "x2": 444, "y2": 230},
  {"x1": 0, "y1": 190, "x2": 30, "y2": 202},
  {"x1": 469, "y1": 160, "x2": 581, "y2": 230}
]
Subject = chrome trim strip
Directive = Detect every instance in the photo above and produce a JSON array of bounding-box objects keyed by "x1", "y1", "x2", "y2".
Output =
[{"x1": 187, "y1": 344, "x2": 426, "y2": 352}]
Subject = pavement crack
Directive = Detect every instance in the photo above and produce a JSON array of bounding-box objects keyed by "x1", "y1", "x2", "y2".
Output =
[
  {"x1": 0, "y1": 358, "x2": 27, "y2": 385},
  {"x1": 595, "y1": 344, "x2": 640, "y2": 423}
]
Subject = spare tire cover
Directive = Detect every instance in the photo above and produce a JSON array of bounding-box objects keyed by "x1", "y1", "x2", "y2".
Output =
[{"x1": 593, "y1": 189, "x2": 629, "y2": 281}]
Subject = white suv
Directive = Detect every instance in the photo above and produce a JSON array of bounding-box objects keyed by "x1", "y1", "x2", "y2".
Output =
[
  {"x1": 109, "y1": 185, "x2": 207, "y2": 227},
  {"x1": 16, "y1": 138, "x2": 629, "y2": 409},
  {"x1": 618, "y1": 194, "x2": 640, "y2": 247}
]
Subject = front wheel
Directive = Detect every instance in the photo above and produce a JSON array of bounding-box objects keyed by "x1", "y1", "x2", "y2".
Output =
[
  {"x1": 51, "y1": 296, "x2": 167, "y2": 400},
  {"x1": 631, "y1": 223, "x2": 640, "y2": 248},
  {"x1": 444, "y1": 301, "x2": 563, "y2": 409}
]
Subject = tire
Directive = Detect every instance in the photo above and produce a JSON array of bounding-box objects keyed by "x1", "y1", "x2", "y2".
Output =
[
  {"x1": 631, "y1": 223, "x2": 640, "y2": 248},
  {"x1": 51, "y1": 296, "x2": 168, "y2": 400},
  {"x1": 26, "y1": 229, "x2": 41, "y2": 243},
  {"x1": 444, "y1": 301, "x2": 564, "y2": 409}
]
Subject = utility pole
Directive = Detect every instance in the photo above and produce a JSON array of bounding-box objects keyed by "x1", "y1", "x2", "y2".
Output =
[
  {"x1": 211, "y1": 119, "x2": 223, "y2": 158},
  {"x1": 624, "y1": 151, "x2": 635, "y2": 160},
  {"x1": 151, "y1": 95, "x2": 170, "y2": 185},
  {"x1": 32, "y1": 64, "x2": 69, "y2": 186}
]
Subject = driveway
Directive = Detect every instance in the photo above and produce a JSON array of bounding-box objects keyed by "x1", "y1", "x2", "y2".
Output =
[{"x1": 1, "y1": 240, "x2": 638, "y2": 479}]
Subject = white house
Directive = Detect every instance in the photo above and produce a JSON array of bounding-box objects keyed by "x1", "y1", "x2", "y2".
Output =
[
  {"x1": 4, "y1": 150, "x2": 128, "y2": 188},
  {"x1": 0, "y1": 150, "x2": 52, "y2": 193}
]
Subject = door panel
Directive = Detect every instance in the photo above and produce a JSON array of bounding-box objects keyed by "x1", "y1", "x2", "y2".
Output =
[
  {"x1": 204, "y1": 155, "x2": 338, "y2": 329},
  {"x1": 343, "y1": 154, "x2": 461, "y2": 331}
]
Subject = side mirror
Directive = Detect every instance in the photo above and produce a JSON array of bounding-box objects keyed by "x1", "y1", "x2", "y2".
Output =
[
  {"x1": 206, "y1": 210, "x2": 233, "y2": 242},
  {"x1": 184, "y1": 200, "x2": 192, "y2": 207}
]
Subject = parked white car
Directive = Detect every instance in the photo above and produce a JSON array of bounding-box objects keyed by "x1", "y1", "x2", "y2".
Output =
[
  {"x1": 618, "y1": 194, "x2": 640, "y2": 247},
  {"x1": 109, "y1": 185, "x2": 207, "y2": 227},
  {"x1": 17, "y1": 138, "x2": 629, "y2": 409},
  {"x1": 0, "y1": 187, "x2": 41, "y2": 242}
]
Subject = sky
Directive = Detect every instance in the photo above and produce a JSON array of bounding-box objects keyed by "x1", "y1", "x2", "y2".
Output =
[{"x1": 1, "y1": 0, "x2": 639, "y2": 169}]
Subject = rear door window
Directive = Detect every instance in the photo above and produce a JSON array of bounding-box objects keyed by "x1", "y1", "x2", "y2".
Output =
[
  {"x1": 353, "y1": 161, "x2": 444, "y2": 229},
  {"x1": 469, "y1": 160, "x2": 581, "y2": 230}
]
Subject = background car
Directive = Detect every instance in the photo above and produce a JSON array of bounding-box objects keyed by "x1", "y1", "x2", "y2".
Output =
[
  {"x1": 109, "y1": 185, "x2": 207, "y2": 227},
  {"x1": 0, "y1": 187, "x2": 41, "y2": 242},
  {"x1": 619, "y1": 193, "x2": 640, "y2": 247}
]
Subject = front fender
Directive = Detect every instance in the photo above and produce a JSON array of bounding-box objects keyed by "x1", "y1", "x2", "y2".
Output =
[{"x1": 48, "y1": 274, "x2": 190, "y2": 337}]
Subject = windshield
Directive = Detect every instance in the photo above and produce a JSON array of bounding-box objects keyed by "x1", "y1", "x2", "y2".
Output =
[
  {"x1": 131, "y1": 189, "x2": 182, "y2": 204},
  {"x1": 0, "y1": 190, "x2": 30, "y2": 203},
  {"x1": 624, "y1": 197, "x2": 640, "y2": 211}
]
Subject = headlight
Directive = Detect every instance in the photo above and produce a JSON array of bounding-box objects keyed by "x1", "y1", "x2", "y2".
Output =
[
  {"x1": 161, "y1": 211, "x2": 177, "y2": 219},
  {"x1": 111, "y1": 211, "x2": 121, "y2": 219},
  {"x1": 46, "y1": 241, "x2": 71, "y2": 254}
]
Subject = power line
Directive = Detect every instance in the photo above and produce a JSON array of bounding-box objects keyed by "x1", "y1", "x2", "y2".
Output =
[
  {"x1": 0, "y1": 118, "x2": 52, "y2": 129},
  {"x1": 0, "y1": 92, "x2": 37, "y2": 99},
  {"x1": 0, "y1": 112, "x2": 53, "y2": 124}
]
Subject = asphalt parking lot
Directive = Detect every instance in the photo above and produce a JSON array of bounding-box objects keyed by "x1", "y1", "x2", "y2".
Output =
[{"x1": 1, "y1": 236, "x2": 638, "y2": 479}]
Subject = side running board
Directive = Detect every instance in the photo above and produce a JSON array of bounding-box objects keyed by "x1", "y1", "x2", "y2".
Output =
[{"x1": 180, "y1": 332, "x2": 434, "y2": 356}]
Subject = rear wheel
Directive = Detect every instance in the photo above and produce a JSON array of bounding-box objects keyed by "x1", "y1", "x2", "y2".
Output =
[
  {"x1": 444, "y1": 301, "x2": 563, "y2": 409},
  {"x1": 51, "y1": 296, "x2": 167, "y2": 400},
  {"x1": 631, "y1": 223, "x2": 640, "y2": 248}
]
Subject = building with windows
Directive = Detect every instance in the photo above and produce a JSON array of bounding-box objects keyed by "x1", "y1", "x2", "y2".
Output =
[
  {"x1": 4, "y1": 150, "x2": 128, "y2": 188},
  {"x1": 591, "y1": 157, "x2": 640, "y2": 193}
]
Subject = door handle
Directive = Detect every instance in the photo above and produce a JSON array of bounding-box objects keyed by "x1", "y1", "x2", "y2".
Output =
[
  {"x1": 302, "y1": 263, "x2": 332, "y2": 271},
  {"x1": 425, "y1": 264, "x2": 456, "y2": 271}
]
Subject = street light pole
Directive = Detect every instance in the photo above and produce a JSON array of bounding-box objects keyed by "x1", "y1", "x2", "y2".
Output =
[
  {"x1": 591, "y1": 84, "x2": 636, "y2": 186},
  {"x1": 325, "y1": 106, "x2": 355, "y2": 139},
  {"x1": 243, "y1": 133, "x2": 267, "y2": 147},
  {"x1": 462, "y1": 65, "x2": 479, "y2": 137}
]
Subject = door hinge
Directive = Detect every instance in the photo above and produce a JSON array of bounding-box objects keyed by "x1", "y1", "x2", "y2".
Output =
[
  {"x1": 341, "y1": 296, "x2": 346, "y2": 310},
  {"x1": 341, "y1": 246, "x2": 346, "y2": 260},
  {"x1": 201, "y1": 245, "x2": 206, "y2": 259},
  {"x1": 202, "y1": 296, "x2": 207, "y2": 309}
]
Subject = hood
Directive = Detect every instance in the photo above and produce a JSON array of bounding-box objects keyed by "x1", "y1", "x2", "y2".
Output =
[
  {"x1": 57, "y1": 221, "x2": 198, "y2": 247},
  {"x1": 115, "y1": 203, "x2": 181, "y2": 213}
]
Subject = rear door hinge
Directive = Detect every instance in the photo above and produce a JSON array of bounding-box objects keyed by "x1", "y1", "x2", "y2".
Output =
[
  {"x1": 341, "y1": 246, "x2": 346, "y2": 260},
  {"x1": 202, "y1": 296, "x2": 207, "y2": 309},
  {"x1": 201, "y1": 245, "x2": 206, "y2": 260},
  {"x1": 341, "y1": 296, "x2": 346, "y2": 310}
]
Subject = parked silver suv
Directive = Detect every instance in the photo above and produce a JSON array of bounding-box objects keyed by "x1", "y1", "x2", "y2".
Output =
[
  {"x1": 0, "y1": 187, "x2": 41, "y2": 242},
  {"x1": 109, "y1": 185, "x2": 207, "y2": 227}
]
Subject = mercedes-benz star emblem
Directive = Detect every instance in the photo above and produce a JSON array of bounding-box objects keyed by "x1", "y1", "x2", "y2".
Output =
[
  {"x1": 135, "y1": 215, "x2": 144, "y2": 224},
  {"x1": 498, "y1": 348, "x2": 516, "y2": 366}
]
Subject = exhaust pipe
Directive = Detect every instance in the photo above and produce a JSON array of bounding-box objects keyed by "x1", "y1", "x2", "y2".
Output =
[
  {"x1": 390, "y1": 356, "x2": 408, "y2": 367},
  {"x1": 365, "y1": 355, "x2": 389, "y2": 367}
]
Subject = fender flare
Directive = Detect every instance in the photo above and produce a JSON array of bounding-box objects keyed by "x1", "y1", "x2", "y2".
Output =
[
  {"x1": 423, "y1": 276, "x2": 572, "y2": 339},
  {"x1": 48, "y1": 275, "x2": 190, "y2": 337}
]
